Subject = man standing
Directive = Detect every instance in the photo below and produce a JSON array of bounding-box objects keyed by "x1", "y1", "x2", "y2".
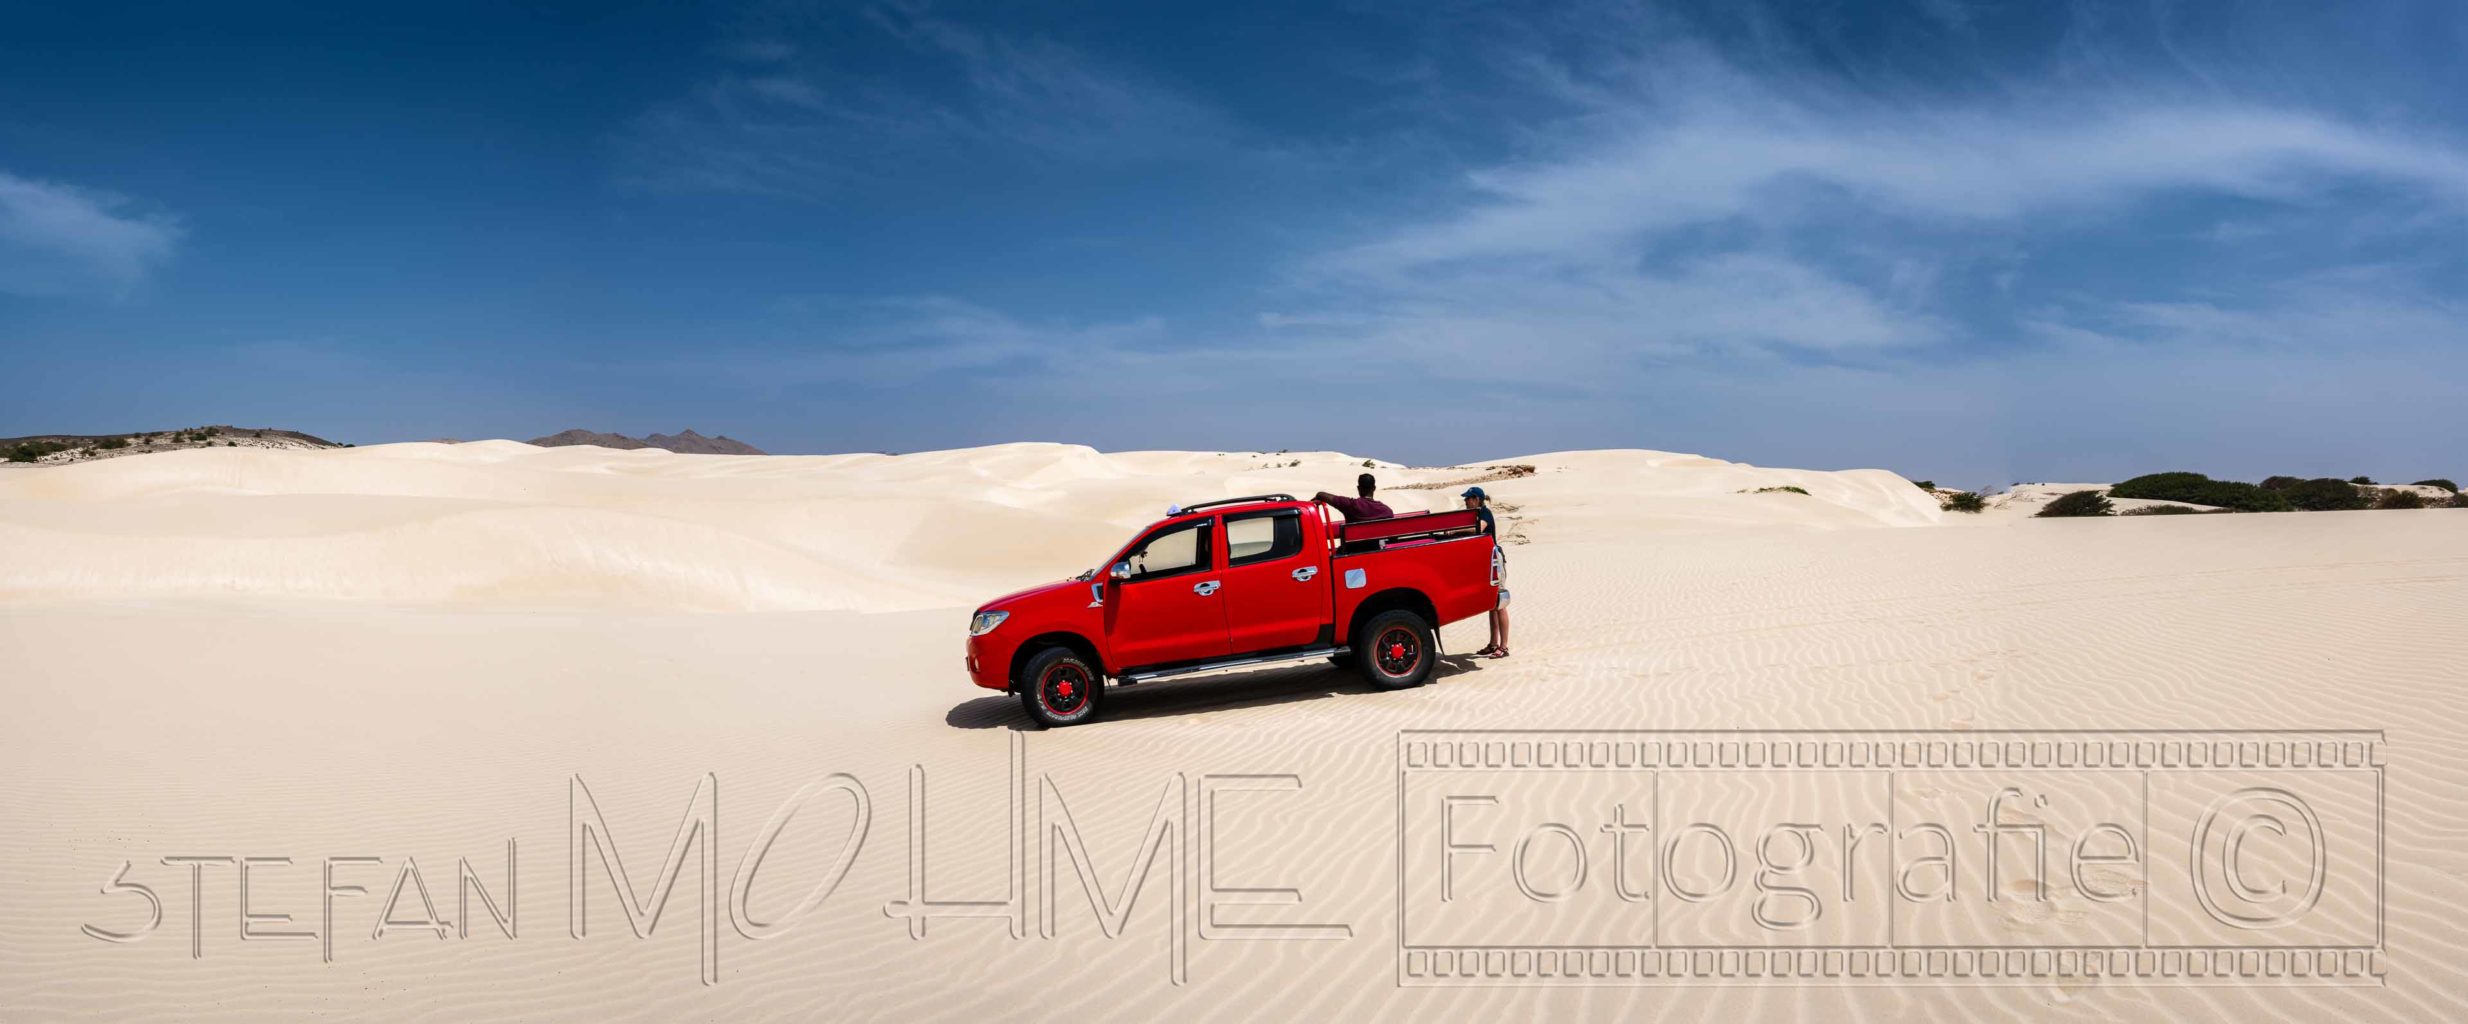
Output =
[{"x1": 1314, "y1": 473, "x2": 1393, "y2": 522}]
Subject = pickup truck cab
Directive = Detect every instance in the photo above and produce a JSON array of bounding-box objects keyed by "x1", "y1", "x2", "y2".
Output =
[{"x1": 966, "y1": 494, "x2": 1501, "y2": 726}]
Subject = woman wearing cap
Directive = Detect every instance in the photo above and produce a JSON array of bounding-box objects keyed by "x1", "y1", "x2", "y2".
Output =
[{"x1": 1463, "y1": 487, "x2": 1511, "y2": 658}]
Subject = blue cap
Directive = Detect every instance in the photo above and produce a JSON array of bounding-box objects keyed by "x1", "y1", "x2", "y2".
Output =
[{"x1": 1461, "y1": 486, "x2": 1487, "y2": 499}]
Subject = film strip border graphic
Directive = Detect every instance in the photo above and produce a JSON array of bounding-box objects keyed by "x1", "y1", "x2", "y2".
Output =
[
  {"x1": 1400, "y1": 946, "x2": 2385, "y2": 987},
  {"x1": 1395, "y1": 729, "x2": 2386, "y2": 988},
  {"x1": 1397, "y1": 730, "x2": 2384, "y2": 772}
]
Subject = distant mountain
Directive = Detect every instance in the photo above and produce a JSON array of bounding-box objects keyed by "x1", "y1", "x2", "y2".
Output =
[
  {"x1": 528, "y1": 429, "x2": 649, "y2": 450},
  {"x1": 642, "y1": 430, "x2": 766, "y2": 455},
  {"x1": 526, "y1": 428, "x2": 767, "y2": 455}
]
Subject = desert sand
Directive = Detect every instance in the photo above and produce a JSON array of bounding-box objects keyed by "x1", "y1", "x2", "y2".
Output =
[{"x1": 2, "y1": 442, "x2": 2462, "y2": 1021}]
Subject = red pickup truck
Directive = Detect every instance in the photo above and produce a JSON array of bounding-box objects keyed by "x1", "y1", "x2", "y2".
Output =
[{"x1": 966, "y1": 494, "x2": 1502, "y2": 726}]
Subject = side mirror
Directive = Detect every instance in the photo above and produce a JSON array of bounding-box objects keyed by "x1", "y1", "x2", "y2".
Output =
[{"x1": 1110, "y1": 562, "x2": 1134, "y2": 581}]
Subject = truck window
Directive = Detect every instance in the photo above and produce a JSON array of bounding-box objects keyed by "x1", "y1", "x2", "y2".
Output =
[
  {"x1": 1225, "y1": 509, "x2": 1303, "y2": 566},
  {"x1": 1125, "y1": 518, "x2": 1213, "y2": 580}
]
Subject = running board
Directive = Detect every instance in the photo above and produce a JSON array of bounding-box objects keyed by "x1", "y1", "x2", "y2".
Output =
[{"x1": 1120, "y1": 646, "x2": 1349, "y2": 685}]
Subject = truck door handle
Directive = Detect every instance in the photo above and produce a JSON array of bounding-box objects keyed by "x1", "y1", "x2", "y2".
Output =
[
  {"x1": 1193, "y1": 580, "x2": 1221, "y2": 596},
  {"x1": 1291, "y1": 567, "x2": 1318, "y2": 581}
]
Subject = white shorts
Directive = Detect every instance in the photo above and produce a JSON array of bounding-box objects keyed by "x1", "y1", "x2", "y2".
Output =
[{"x1": 1496, "y1": 587, "x2": 1511, "y2": 609}]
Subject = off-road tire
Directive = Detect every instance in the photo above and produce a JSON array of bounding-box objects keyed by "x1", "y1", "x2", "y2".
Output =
[
  {"x1": 1018, "y1": 646, "x2": 1102, "y2": 727},
  {"x1": 1355, "y1": 609, "x2": 1436, "y2": 690}
]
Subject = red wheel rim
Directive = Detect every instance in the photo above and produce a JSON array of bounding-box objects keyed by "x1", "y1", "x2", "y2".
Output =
[
  {"x1": 1375, "y1": 625, "x2": 1421, "y2": 677},
  {"x1": 1039, "y1": 662, "x2": 1091, "y2": 716}
]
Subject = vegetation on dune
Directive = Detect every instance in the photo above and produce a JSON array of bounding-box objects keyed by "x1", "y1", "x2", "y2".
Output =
[
  {"x1": 2413, "y1": 479, "x2": 2458, "y2": 493},
  {"x1": 1939, "y1": 491, "x2": 1986, "y2": 513},
  {"x1": 2279, "y1": 478, "x2": 2368, "y2": 512},
  {"x1": 1743, "y1": 485, "x2": 1809, "y2": 495},
  {"x1": 2038, "y1": 490, "x2": 2114, "y2": 517},
  {"x1": 2108, "y1": 472, "x2": 2289, "y2": 512},
  {"x1": 2121, "y1": 505, "x2": 2207, "y2": 516},
  {"x1": 1912, "y1": 479, "x2": 1936, "y2": 490},
  {"x1": 2376, "y1": 489, "x2": 2427, "y2": 510},
  {"x1": 2349, "y1": 476, "x2": 2375, "y2": 485},
  {"x1": 2, "y1": 425, "x2": 343, "y2": 465},
  {"x1": 7, "y1": 440, "x2": 71, "y2": 463}
]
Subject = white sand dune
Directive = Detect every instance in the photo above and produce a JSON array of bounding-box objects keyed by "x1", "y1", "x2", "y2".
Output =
[
  {"x1": 3, "y1": 442, "x2": 2462, "y2": 1022},
  {"x1": 0, "y1": 442, "x2": 1935, "y2": 611}
]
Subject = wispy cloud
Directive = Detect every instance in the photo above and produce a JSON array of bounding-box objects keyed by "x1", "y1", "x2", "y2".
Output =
[
  {"x1": 674, "y1": 295, "x2": 1195, "y2": 388},
  {"x1": 1331, "y1": 98, "x2": 2468, "y2": 275},
  {"x1": 0, "y1": 169, "x2": 182, "y2": 297},
  {"x1": 2025, "y1": 265, "x2": 2468, "y2": 353},
  {"x1": 616, "y1": 3, "x2": 1248, "y2": 198},
  {"x1": 1268, "y1": 35, "x2": 2468, "y2": 376}
]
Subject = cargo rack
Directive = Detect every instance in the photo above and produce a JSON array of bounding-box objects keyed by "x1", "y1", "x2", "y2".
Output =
[{"x1": 1338, "y1": 508, "x2": 1482, "y2": 545}]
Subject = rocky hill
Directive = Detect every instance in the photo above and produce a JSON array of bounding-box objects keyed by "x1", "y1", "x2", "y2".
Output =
[{"x1": 526, "y1": 428, "x2": 766, "y2": 455}]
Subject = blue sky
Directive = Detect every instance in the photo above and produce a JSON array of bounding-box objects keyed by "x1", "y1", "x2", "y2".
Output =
[{"x1": 4, "y1": 0, "x2": 2463, "y2": 485}]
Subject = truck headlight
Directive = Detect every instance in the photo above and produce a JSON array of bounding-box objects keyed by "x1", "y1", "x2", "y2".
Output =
[{"x1": 969, "y1": 610, "x2": 1010, "y2": 636}]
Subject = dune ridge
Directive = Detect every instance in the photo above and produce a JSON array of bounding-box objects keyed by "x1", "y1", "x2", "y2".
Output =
[{"x1": 0, "y1": 441, "x2": 1937, "y2": 611}]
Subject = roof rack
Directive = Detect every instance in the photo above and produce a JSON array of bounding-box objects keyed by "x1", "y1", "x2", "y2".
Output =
[{"x1": 1178, "y1": 493, "x2": 1296, "y2": 513}]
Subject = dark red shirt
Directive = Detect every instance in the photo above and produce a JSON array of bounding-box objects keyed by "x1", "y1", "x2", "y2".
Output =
[{"x1": 1322, "y1": 495, "x2": 1394, "y2": 522}]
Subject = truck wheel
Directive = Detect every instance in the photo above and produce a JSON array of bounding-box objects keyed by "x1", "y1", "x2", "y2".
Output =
[
  {"x1": 1356, "y1": 609, "x2": 1436, "y2": 690},
  {"x1": 1018, "y1": 646, "x2": 1102, "y2": 727}
]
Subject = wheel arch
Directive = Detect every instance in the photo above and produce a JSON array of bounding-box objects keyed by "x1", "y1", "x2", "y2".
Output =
[
  {"x1": 1345, "y1": 587, "x2": 1436, "y2": 646},
  {"x1": 1008, "y1": 631, "x2": 1105, "y2": 691}
]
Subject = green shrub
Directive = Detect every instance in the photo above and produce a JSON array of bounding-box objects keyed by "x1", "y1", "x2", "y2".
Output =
[
  {"x1": 2349, "y1": 476, "x2": 2375, "y2": 485},
  {"x1": 2109, "y1": 472, "x2": 2290, "y2": 512},
  {"x1": 97, "y1": 436, "x2": 128, "y2": 450},
  {"x1": 1940, "y1": 491, "x2": 1986, "y2": 513},
  {"x1": 2413, "y1": 479, "x2": 2458, "y2": 493},
  {"x1": 1744, "y1": 485, "x2": 1809, "y2": 495},
  {"x1": 2112, "y1": 471, "x2": 2209, "y2": 494},
  {"x1": 2122, "y1": 504, "x2": 2205, "y2": 516},
  {"x1": 2261, "y1": 476, "x2": 2302, "y2": 490},
  {"x1": 1912, "y1": 479, "x2": 1936, "y2": 491},
  {"x1": 7, "y1": 440, "x2": 69, "y2": 463},
  {"x1": 2282, "y1": 478, "x2": 2367, "y2": 511},
  {"x1": 2376, "y1": 489, "x2": 2427, "y2": 510},
  {"x1": 2038, "y1": 490, "x2": 2114, "y2": 517},
  {"x1": 2451, "y1": 492, "x2": 2468, "y2": 509}
]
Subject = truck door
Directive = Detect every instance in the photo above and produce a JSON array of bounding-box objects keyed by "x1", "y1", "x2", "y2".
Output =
[
  {"x1": 1217, "y1": 507, "x2": 1329, "y2": 653},
  {"x1": 1105, "y1": 516, "x2": 1232, "y2": 669}
]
